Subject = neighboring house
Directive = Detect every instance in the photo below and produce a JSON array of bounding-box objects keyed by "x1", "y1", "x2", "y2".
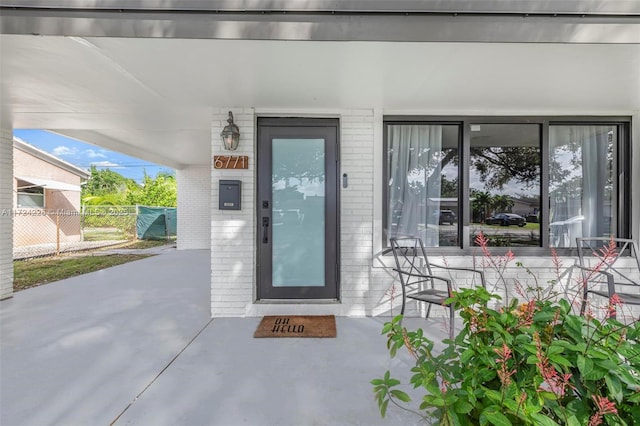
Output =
[
  {"x1": 510, "y1": 198, "x2": 539, "y2": 219},
  {"x1": 13, "y1": 138, "x2": 90, "y2": 247}
]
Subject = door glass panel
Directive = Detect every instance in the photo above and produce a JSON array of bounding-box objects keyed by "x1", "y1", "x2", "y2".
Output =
[{"x1": 272, "y1": 138, "x2": 325, "y2": 287}]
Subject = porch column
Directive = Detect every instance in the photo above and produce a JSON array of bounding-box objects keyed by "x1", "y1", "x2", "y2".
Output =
[
  {"x1": 210, "y1": 108, "x2": 255, "y2": 317},
  {"x1": 0, "y1": 127, "x2": 13, "y2": 300},
  {"x1": 176, "y1": 166, "x2": 211, "y2": 250}
]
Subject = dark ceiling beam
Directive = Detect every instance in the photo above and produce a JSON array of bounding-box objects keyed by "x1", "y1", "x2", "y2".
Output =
[
  {"x1": 1, "y1": 0, "x2": 640, "y2": 15},
  {"x1": 1, "y1": 7, "x2": 639, "y2": 43}
]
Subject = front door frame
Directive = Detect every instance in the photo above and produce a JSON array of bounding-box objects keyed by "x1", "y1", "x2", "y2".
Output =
[{"x1": 256, "y1": 117, "x2": 340, "y2": 300}]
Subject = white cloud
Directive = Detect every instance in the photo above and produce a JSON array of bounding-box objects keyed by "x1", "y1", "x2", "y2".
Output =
[
  {"x1": 91, "y1": 161, "x2": 120, "y2": 168},
  {"x1": 84, "y1": 149, "x2": 107, "y2": 159},
  {"x1": 52, "y1": 146, "x2": 78, "y2": 156}
]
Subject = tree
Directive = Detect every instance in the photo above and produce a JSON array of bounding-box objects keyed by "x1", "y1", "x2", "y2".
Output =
[
  {"x1": 82, "y1": 167, "x2": 177, "y2": 207},
  {"x1": 132, "y1": 172, "x2": 177, "y2": 207},
  {"x1": 82, "y1": 166, "x2": 138, "y2": 205}
]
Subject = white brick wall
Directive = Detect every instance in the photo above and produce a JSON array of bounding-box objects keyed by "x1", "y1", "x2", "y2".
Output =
[
  {"x1": 208, "y1": 110, "x2": 640, "y2": 321},
  {"x1": 339, "y1": 110, "x2": 375, "y2": 315},
  {"x1": 211, "y1": 109, "x2": 255, "y2": 317},
  {"x1": 210, "y1": 108, "x2": 378, "y2": 317},
  {"x1": 0, "y1": 128, "x2": 13, "y2": 300},
  {"x1": 177, "y1": 166, "x2": 211, "y2": 250}
]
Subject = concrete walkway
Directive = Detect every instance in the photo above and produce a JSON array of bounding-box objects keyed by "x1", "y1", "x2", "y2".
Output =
[{"x1": 1, "y1": 249, "x2": 445, "y2": 426}]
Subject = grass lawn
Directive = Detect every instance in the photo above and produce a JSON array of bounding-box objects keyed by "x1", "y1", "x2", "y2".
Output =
[
  {"x1": 101, "y1": 239, "x2": 174, "y2": 250},
  {"x1": 478, "y1": 222, "x2": 540, "y2": 230},
  {"x1": 14, "y1": 254, "x2": 152, "y2": 291},
  {"x1": 82, "y1": 227, "x2": 130, "y2": 241}
]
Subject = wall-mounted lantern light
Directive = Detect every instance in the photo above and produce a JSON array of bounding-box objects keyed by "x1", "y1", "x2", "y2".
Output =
[{"x1": 220, "y1": 111, "x2": 240, "y2": 151}]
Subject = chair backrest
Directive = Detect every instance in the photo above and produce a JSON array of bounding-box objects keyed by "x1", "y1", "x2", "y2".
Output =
[
  {"x1": 390, "y1": 237, "x2": 434, "y2": 277},
  {"x1": 576, "y1": 237, "x2": 640, "y2": 287}
]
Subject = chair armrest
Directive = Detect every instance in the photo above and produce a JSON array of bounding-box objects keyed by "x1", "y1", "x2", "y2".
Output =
[
  {"x1": 428, "y1": 264, "x2": 486, "y2": 288},
  {"x1": 393, "y1": 268, "x2": 453, "y2": 292},
  {"x1": 572, "y1": 264, "x2": 616, "y2": 298}
]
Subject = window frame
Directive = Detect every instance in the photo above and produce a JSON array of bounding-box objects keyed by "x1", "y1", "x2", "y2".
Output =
[{"x1": 383, "y1": 115, "x2": 631, "y2": 255}]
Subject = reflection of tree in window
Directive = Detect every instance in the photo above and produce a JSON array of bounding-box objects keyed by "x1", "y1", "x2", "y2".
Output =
[
  {"x1": 493, "y1": 195, "x2": 514, "y2": 213},
  {"x1": 471, "y1": 190, "x2": 493, "y2": 223},
  {"x1": 471, "y1": 146, "x2": 540, "y2": 191},
  {"x1": 440, "y1": 176, "x2": 458, "y2": 197},
  {"x1": 469, "y1": 124, "x2": 541, "y2": 247},
  {"x1": 272, "y1": 140, "x2": 325, "y2": 194}
]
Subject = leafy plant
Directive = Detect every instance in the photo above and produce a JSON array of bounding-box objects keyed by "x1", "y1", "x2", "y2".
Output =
[
  {"x1": 373, "y1": 292, "x2": 640, "y2": 425},
  {"x1": 373, "y1": 234, "x2": 640, "y2": 425}
]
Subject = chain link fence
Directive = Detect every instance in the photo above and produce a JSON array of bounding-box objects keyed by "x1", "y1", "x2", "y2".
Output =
[
  {"x1": 12, "y1": 206, "x2": 162, "y2": 259},
  {"x1": 82, "y1": 205, "x2": 137, "y2": 242}
]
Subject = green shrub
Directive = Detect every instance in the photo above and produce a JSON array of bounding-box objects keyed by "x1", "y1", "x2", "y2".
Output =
[{"x1": 372, "y1": 288, "x2": 640, "y2": 425}]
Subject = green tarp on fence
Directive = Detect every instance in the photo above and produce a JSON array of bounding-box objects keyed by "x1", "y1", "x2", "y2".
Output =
[{"x1": 136, "y1": 206, "x2": 177, "y2": 240}]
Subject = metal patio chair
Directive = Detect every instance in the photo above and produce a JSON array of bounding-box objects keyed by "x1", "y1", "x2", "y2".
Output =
[
  {"x1": 576, "y1": 237, "x2": 640, "y2": 319},
  {"x1": 390, "y1": 237, "x2": 486, "y2": 339}
]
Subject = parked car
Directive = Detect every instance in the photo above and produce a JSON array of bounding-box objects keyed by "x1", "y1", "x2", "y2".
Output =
[
  {"x1": 433, "y1": 209, "x2": 457, "y2": 225},
  {"x1": 486, "y1": 213, "x2": 526, "y2": 227}
]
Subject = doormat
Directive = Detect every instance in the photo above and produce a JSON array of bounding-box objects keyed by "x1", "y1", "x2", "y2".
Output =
[{"x1": 253, "y1": 315, "x2": 336, "y2": 338}]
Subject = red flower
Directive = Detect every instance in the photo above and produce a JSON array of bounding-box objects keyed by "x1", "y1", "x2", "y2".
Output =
[
  {"x1": 588, "y1": 395, "x2": 618, "y2": 425},
  {"x1": 494, "y1": 343, "x2": 513, "y2": 363},
  {"x1": 494, "y1": 344, "x2": 515, "y2": 386},
  {"x1": 604, "y1": 293, "x2": 624, "y2": 319},
  {"x1": 534, "y1": 332, "x2": 573, "y2": 397},
  {"x1": 593, "y1": 395, "x2": 618, "y2": 415}
]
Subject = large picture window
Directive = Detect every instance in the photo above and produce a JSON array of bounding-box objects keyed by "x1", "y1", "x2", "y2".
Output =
[{"x1": 384, "y1": 117, "x2": 630, "y2": 251}]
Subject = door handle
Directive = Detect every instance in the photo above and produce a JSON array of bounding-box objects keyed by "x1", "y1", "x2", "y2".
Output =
[{"x1": 262, "y1": 217, "x2": 269, "y2": 243}]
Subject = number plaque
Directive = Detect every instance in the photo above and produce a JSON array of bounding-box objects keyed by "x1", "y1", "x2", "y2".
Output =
[{"x1": 213, "y1": 155, "x2": 249, "y2": 169}]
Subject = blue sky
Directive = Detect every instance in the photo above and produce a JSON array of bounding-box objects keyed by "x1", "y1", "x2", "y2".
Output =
[{"x1": 14, "y1": 129, "x2": 174, "y2": 183}]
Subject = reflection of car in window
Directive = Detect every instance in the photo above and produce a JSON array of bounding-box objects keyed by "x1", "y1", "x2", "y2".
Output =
[
  {"x1": 433, "y1": 209, "x2": 457, "y2": 225},
  {"x1": 485, "y1": 213, "x2": 526, "y2": 227}
]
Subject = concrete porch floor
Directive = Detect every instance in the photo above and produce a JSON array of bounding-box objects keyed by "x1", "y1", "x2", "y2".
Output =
[{"x1": 1, "y1": 249, "x2": 447, "y2": 426}]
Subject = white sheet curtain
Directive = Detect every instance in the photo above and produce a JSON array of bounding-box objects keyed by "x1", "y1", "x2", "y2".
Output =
[
  {"x1": 549, "y1": 125, "x2": 610, "y2": 247},
  {"x1": 387, "y1": 125, "x2": 443, "y2": 246}
]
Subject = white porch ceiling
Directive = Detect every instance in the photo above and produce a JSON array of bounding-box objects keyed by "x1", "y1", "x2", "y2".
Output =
[{"x1": 1, "y1": 35, "x2": 639, "y2": 167}]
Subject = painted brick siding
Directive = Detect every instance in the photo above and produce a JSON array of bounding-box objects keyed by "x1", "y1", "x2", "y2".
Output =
[
  {"x1": 209, "y1": 109, "x2": 377, "y2": 317},
  {"x1": 208, "y1": 110, "x2": 640, "y2": 321},
  {"x1": 0, "y1": 128, "x2": 13, "y2": 299},
  {"x1": 339, "y1": 110, "x2": 375, "y2": 315},
  {"x1": 210, "y1": 109, "x2": 255, "y2": 317},
  {"x1": 177, "y1": 166, "x2": 211, "y2": 250}
]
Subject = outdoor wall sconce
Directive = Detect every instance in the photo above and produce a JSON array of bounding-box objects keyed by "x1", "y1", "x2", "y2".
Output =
[{"x1": 220, "y1": 111, "x2": 240, "y2": 151}]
